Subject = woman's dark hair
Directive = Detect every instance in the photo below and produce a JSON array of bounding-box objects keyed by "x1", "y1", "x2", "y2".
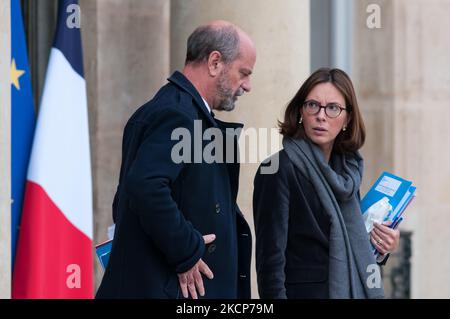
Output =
[{"x1": 279, "y1": 67, "x2": 366, "y2": 154}]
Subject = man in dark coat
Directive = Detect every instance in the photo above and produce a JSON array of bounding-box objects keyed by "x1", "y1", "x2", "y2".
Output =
[{"x1": 96, "y1": 20, "x2": 256, "y2": 299}]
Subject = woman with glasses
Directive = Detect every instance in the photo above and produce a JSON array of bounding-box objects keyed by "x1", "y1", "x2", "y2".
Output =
[{"x1": 253, "y1": 68, "x2": 400, "y2": 299}]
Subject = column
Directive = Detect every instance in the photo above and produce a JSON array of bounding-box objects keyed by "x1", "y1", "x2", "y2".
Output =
[
  {"x1": 354, "y1": 0, "x2": 450, "y2": 298},
  {"x1": 79, "y1": 0, "x2": 171, "y2": 290}
]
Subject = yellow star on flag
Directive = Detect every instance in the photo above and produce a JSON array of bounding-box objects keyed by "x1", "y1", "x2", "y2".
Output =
[{"x1": 11, "y1": 58, "x2": 25, "y2": 90}]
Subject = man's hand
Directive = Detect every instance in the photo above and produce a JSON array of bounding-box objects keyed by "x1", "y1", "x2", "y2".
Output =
[
  {"x1": 370, "y1": 222, "x2": 400, "y2": 255},
  {"x1": 177, "y1": 234, "x2": 215, "y2": 299}
]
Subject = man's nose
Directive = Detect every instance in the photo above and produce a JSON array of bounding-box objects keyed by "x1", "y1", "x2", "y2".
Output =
[{"x1": 242, "y1": 80, "x2": 251, "y2": 93}]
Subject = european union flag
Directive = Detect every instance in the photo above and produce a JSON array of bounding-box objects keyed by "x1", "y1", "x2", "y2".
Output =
[{"x1": 11, "y1": 0, "x2": 36, "y2": 266}]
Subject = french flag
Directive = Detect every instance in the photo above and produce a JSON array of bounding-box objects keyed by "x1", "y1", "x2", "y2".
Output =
[{"x1": 13, "y1": 0, "x2": 93, "y2": 298}]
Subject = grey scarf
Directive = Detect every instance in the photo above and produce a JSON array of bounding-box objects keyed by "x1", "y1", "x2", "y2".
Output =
[{"x1": 283, "y1": 137, "x2": 384, "y2": 299}]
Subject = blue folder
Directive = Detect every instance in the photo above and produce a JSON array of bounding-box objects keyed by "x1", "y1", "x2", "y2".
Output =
[
  {"x1": 361, "y1": 172, "x2": 416, "y2": 225},
  {"x1": 95, "y1": 239, "x2": 113, "y2": 270},
  {"x1": 361, "y1": 172, "x2": 416, "y2": 257}
]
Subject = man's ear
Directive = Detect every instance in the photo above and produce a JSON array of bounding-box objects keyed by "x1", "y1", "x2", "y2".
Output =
[{"x1": 207, "y1": 51, "x2": 223, "y2": 77}]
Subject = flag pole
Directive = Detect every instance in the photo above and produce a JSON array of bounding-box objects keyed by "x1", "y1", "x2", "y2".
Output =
[{"x1": 0, "y1": 0, "x2": 12, "y2": 299}]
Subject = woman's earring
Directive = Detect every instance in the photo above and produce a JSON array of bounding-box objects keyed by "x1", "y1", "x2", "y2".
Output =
[
  {"x1": 299, "y1": 116, "x2": 303, "y2": 124},
  {"x1": 343, "y1": 125, "x2": 347, "y2": 132}
]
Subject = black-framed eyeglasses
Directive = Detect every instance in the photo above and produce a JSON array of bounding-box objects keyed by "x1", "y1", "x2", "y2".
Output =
[{"x1": 302, "y1": 100, "x2": 348, "y2": 118}]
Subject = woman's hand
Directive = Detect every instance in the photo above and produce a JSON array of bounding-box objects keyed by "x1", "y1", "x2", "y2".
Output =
[{"x1": 370, "y1": 221, "x2": 400, "y2": 255}]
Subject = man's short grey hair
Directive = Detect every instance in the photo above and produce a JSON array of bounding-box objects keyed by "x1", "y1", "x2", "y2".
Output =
[{"x1": 185, "y1": 25, "x2": 240, "y2": 65}]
